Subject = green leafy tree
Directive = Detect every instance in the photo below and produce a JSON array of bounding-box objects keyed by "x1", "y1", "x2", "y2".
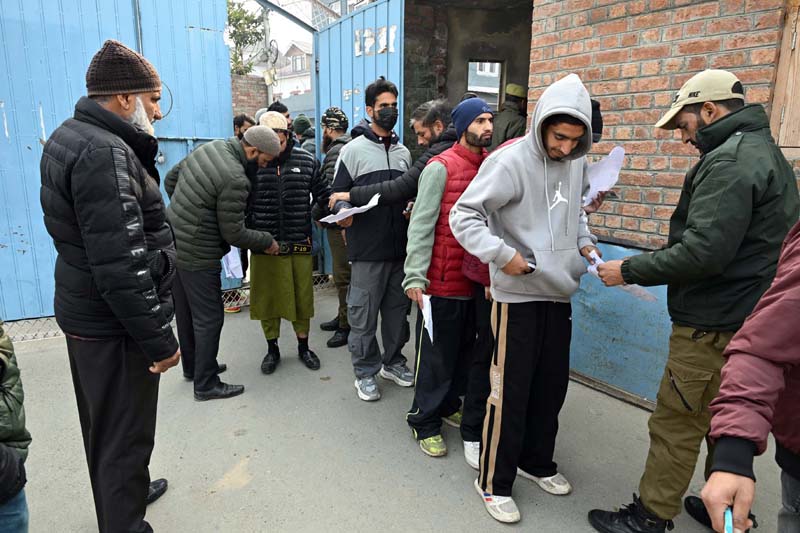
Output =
[{"x1": 227, "y1": 0, "x2": 264, "y2": 75}]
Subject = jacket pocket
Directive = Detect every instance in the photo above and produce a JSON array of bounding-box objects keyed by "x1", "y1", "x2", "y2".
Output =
[
  {"x1": 492, "y1": 249, "x2": 585, "y2": 299},
  {"x1": 656, "y1": 358, "x2": 715, "y2": 416},
  {"x1": 346, "y1": 286, "x2": 370, "y2": 331}
]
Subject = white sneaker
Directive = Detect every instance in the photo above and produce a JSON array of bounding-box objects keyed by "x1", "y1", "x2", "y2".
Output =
[
  {"x1": 517, "y1": 469, "x2": 572, "y2": 495},
  {"x1": 473, "y1": 478, "x2": 520, "y2": 523},
  {"x1": 463, "y1": 441, "x2": 480, "y2": 471},
  {"x1": 354, "y1": 376, "x2": 381, "y2": 401}
]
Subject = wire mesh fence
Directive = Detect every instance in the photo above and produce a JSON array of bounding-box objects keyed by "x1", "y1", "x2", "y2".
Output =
[{"x1": 5, "y1": 273, "x2": 336, "y2": 343}]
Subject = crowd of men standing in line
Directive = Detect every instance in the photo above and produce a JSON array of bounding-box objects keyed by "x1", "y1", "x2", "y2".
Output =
[{"x1": 1, "y1": 36, "x2": 793, "y2": 533}]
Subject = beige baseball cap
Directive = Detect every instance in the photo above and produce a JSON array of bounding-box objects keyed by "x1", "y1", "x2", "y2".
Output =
[
  {"x1": 259, "y1": 110, "x2": 289, "y2": 131},
  {"x1": 655, "y1": 69, "x2": 744, "y2": 130}
]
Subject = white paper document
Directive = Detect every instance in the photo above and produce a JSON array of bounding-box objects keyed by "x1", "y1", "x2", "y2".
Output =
[
  {"x1": 583, "y1": 146, "x2": 625, "y2": 206},
  {"x1": 222, "y1": 246, "x2": 243, "y2": 279},
  {"x1": 421, "y1": 294, "x2": 434, "y2": 342},
  {"x1": 587, "y1": 251, "x2": 657, "y2": 302},
  {"x1": 320, "y1": 193, "x2": 381, "y2": 224}
]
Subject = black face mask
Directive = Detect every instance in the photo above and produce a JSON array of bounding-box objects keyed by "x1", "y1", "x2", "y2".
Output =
[{"x1": 373, "y1": 107, "x2": 398, "y2": 132}]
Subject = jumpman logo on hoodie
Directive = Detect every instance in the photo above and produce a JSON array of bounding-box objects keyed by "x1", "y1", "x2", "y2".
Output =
[{"x1": 549, "y1": 181, "x2": 568, "y2": 211}]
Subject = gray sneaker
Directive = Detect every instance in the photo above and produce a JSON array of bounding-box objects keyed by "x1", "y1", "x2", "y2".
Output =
[
  {"x1": 355, "y1": 376, "x2": 381, "y2": 401},
  {"x1": 379, "y1": 363, "x2": 414, "y2": 387}
]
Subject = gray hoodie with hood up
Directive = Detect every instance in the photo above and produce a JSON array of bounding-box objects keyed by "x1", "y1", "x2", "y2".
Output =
[{"x1": 449, "y1": 73, "x2": 596, "y2": 303}]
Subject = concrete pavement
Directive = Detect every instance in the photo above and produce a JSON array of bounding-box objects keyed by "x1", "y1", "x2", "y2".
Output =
[{"x1": 17, "y1": 291, "x2": 782, "y2": 532}]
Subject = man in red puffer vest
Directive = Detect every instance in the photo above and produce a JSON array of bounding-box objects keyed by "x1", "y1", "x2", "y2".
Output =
[{"x1": 403, "y1": 97, "x2": 494, "y2": 458}]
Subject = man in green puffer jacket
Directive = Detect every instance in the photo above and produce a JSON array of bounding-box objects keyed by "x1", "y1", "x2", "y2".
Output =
[
  {"x1": 166, "y1": 126, "x2": 281, "y2": 402},
  {"x1": 0, "y1": 321, "x2": 32, "y2": 532},
  {"x1": 591, "y1": 70, "x2": 800, "y2": 533}
]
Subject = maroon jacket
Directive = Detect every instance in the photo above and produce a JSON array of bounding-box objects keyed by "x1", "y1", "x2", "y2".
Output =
[{"x1": 709, "y1": 219, "x2": 800, "y2": 481}]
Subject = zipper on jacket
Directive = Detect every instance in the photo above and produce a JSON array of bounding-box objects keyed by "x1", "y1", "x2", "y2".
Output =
[
  {"x1": 668, "y1": 369, "x2": 694, "y2": 412},
  {"x1": 277, "y1": 165, "x2": 284, "y2": 242}
]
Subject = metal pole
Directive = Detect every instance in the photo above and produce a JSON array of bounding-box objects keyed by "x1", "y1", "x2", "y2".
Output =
[{"x1": 251, "y1": 0, "x2": 317, "y2": 33}]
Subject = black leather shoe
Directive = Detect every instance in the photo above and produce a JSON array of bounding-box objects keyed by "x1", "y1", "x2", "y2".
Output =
[
  {"x1": 684, "y1": 495, "x2": 756, "y2": 531},
  {"x1": 588, "y1": 494, "x2": 674, "y2": 532},
  {"x1": 146, "y1": 478, "x2": 168, "y2": 505},
  {"x1": 299, "y1": 348, "x2": 321, "y2": 370},
  {"x1": 320, "y1": 316, "x2": 340, "y2": 332},
  {"x1": 261, "y1": 350, "x2": 280, "y2": 374},
  {"x1": 194, "y1": 382, "x2": 245, "y2": 401},
  {"x1": 326, "y1": 328, "x2": 349, "y2": 348},
  {"x1": 184, "y1": 363, "x2": 227, "y2": 381}
]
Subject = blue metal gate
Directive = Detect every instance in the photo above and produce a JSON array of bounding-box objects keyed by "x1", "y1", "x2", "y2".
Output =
[
  {"x1": 0, "y1": 0, "x2": 232, "y2": 321},
  {"x1": 314, "y1": 0, "x2": 405, "y2": 144}
]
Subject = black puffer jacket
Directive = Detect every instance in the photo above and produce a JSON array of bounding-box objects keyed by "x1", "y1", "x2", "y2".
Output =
[
  {"x1": 247, "y1": 137, "x2": 330, "y2": 247},
  {"x1": 349, "y1": 125, "x2": 457, "y2": 206},
  {"x1": 40, "y1": 97, "x2": 178, "y2": 362}
]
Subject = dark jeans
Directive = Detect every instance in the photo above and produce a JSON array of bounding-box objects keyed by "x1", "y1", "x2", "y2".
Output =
[
  {"x1": 0, "y1": 489, "x2": 28, "y2": 533},
  {"x1": 780, "y1": 469, "x2": 800, "y2": 533},
  {"x1": 407, "y1": 297, "x2": 476, "y2": 440},
  {"x1": 478, "y1": 301, "x2": 572, "y2": 496},
  {"x1": 66, "y1": 335, "x2": 159, "y2": 533},
  {"x1": 461, "y1": 284, "x2": 494, "y2": 442},
  {"x1": 173, "y1": 267, "x2": 224, "y2": 392}
]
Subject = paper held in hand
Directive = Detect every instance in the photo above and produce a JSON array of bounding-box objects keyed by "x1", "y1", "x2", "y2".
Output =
[
  {"x1": 583, "y1": 146, "x2": 625, "y2": 207},
  {"x1": 587, "y1": 251, "x2": 657, "y2": 302},
  {"x1": 320, "y1": 193, "x2": 381, "y2": 224},
  {"x1": 421, "y1": 294, "x2": 434, "y2": 341}
]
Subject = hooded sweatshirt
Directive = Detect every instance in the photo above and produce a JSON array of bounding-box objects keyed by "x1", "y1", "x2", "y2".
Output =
[{"x1": 449, "y1": 74, "x2": 596, "y2": 303}]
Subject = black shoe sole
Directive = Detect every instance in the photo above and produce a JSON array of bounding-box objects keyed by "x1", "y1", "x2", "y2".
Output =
[
  {"x1": 326, "y1": 339, "x2": 348, "y2": 348},
  {"x1": 587, "y1": 512, "x2": 626, "y2": 533},
  {"x1": 320, "y1": 324, "x2": 339, "y2": 332},
  {"x1": 261, "y1": 365, "x2": 278, "y2": 375},
  {"x1": 194, "y1": 388, "x2": 245, "y2": 401}
]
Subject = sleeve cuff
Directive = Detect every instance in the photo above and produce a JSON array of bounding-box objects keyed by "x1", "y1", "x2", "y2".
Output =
[
  {"x1": 578, "y1": 236, "x2": 596, "y2": 250},
  {"x1": 494, "y1": 245, "x2": 517, "y2": 269},
  {"x1": 710, "y1": 437, "x2": 757, "y2": 481},
  {"x1": 620, "y1": 259, "x2": 637, "y2": 285}
]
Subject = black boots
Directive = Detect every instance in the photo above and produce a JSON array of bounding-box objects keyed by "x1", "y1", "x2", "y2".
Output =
[
  {"x1": 588, "y1": 494, "x2": 674, "y2": 533},
  {"x1": 326, "y1": 328, "x2": 349, "y2": 348},
  {"x1": 320, "y1": 316, "x2": 339, "y2": 332}
]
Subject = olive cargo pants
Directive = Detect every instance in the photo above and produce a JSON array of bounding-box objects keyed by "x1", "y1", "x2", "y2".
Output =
[{"x1": 639, "y1": 324, "x2": 735, "y2": 519}]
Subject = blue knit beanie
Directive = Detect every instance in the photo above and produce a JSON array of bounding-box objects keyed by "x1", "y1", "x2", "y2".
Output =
[{"x1": 452, "y1": 97, "x2": 493, "y2": 139}]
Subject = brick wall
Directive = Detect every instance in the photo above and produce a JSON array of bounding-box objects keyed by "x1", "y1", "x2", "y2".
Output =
[
  {"x1": 232, "y1": 74, "x2": 269, "y2": 119},
  {"x1": 529, "y1": 0, "x2": 789, "y2": 249}
]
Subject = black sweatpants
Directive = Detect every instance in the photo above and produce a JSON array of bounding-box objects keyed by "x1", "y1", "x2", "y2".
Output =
[
  {"x1": 173, "y1": 267, "x2": 224, "y2": 392},
  {"x1": 65, "y1": 335, "x2": 159, "y2": 533},
  {"x1": 407, "y1": 296, "x2": 476, "y2": 440},
  {"x1": 460, "y1": 284, "x2": 494, "y2": 443},
  {"x1": 479, "y1": 301, "x2": 572, "y2": 497}
]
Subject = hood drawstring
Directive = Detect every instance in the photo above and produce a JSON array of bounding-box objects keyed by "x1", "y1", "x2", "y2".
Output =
[
  {"x1": 566, "y1": 161, "x2": 572, "y2": 237},
  {"x1": 545, "y1": 159, "x2": 555, "y2": 252}
]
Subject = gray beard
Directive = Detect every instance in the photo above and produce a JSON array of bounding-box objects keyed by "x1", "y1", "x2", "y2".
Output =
[{"x1": 126, "y1": 97, "x2": 155, "y2": 136}]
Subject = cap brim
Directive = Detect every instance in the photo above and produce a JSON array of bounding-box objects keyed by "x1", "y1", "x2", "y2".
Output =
[{"x1": 655, "y1": 105, "x2": 682, "y2": 130}]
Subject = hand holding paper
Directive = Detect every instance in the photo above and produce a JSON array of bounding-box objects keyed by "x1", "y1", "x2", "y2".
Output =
[
  {"x1": 320, "y1": 193, "x2": 381, "y2": 224},
  {"x1": 588, "y1": 251, "x2": 657, "y2": 302},
  {"x1": 584, "y1": 146, "x2": 625, "y2": 207}
]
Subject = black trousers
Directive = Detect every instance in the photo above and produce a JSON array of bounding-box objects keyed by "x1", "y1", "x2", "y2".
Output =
[
  {"x1": 173, "y1": 267, "x2": 224, "y2": 392},
  {"x1": 65, "y1": 335, "x2": 159, "y2": 533},
  {"x1": 460, "y1": 284, "x2": 494, "y2": 442},
  {"x1": 478, "y1": 301, "x2": 572, "y2": 496},
  {"x1": 406, "y1": 296, "x2": 476, "y2": 440}
]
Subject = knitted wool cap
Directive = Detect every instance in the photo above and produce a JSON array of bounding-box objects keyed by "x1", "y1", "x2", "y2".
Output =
[
  {"x1": 243, "y1": 126, "x2": 281, "y2": 158},
  {"x1": 86, "y1": 40, "x2": 161, "y2": 97},
  {"x1": 293, "y1": 114, "x2": 312, "y2": 135},
  {"x1": 259, "y1": 111, "x2": 289, "y2": 131}
]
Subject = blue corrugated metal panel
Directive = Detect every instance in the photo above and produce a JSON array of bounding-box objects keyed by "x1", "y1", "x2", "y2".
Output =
[
  {"x1": 314, "y1": 0, "x2": 404, "y2": 145},
  {"x1": 570, "y1": 243, "x2": 671, "y2": 402},
  {"x1": 0, "y1": 0, "x2": 232, "y2": 320}
]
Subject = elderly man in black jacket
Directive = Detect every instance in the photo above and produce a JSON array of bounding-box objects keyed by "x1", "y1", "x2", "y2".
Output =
[
  {"x1": 249, "y1": 112, "x2": 331, "y2": 374},
  {"x1": 40, "y1": 40, "x2": 178, "y2": 533},
  {"x1": 166, "y1": 125, "x2": 281, "y2": 401}
]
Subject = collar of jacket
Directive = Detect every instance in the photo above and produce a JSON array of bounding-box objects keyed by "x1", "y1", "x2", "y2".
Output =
[
  {"x1": 696, "y1": 104, "x2": 770, "y2": 154},
  {"x1": 436, "y1": 125, "x2": 458, "y2": 145},
  {"x1": 360, "y1": 122, "x2": 400, "y2": 146},
  {"x1": 449, "y1": 141, "x2": 488, "y2": 167},
  {"x1": 73, "y1": 96, "x2": 160, "y2": 181},
  {"x1": 500, "y1": 101, "x2": 526, "y2": 117},
  {"x1": 228, "y1": 137, "x2": 249, "y2": 166},
  {"x1": 273, "y1": 135, "x2": 297, "y2": 166}
]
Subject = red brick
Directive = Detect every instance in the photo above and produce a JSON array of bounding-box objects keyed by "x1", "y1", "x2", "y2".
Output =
[
  {"x1": 659, "y1": 222, "x2": 671, "y2": 235},
  {"x1": 707, "y1": 16, "x2": 752, "y2": 34},
  {"x1": 650, "y1": 157, "x2": 669, "y2": 170},
  {"x1": 670, "y1": 157, "x2": 691, "y2": 170},
  {"x1": 532, "y1": 34, "x2": 559, "y2": 47},
  {"x1": 631, "y1": 45, "x2": 671, "y2": 61},
  {"x1": 595, "y1": 49, "x2": 630, "y2": 64},
  {"x1": 663, "y1": 58, "x2": 684, "y2": 73},
  {"x1": 641, "y1": 29, "x2": 662, "y2": 43},
  {"x1": 650, "y1": 0, "x2": 670, "y2": 9},
  {"x1": 654, "y1": 206, "x2": 677, "y2": 219},
  {"x1": 686, "y1": 56, "x2": 708, "y2": 70},
  {"x1": 710, "y1": 51, "x2": 748, "y2": 68},
  {"x1": 622, "y1": 217, "x2": 641, "y2": 230},
  {"x1": 601, "y1": 35, "x2": 621, "y2": 48},
  {"x1": 560, "y1": 55, "x2": 593, "y2": 69},
  {"x1": 628, "y1": 0, "x2": 647, "y2": 15},
  {"x1": 623, "y1": 186, "x2": 644, "y2": 200},
  {"x1": 745, "y1": 0, "x2": 783, "y2": 12},
  {"x1": 565, "y1": 0, "x2": 593, "y2": 11},
  {"x1": 648, "y1": 235, "x2": 668, "y2": 248},
  {"x1": 622, "y1": 110, "x2": 663, "y2": 124},
  {"x1": 621, "y1": 33, "x2": 639, "y2": 47},
  {"x1": 614, "y1": 126, "x2": 633, "y2": 139},
  {"x1": 603, "y1": 65, "x2": 623, "y2": 79},
  {"x1": 614, "y1": 231, "x2": 649, "y2": 247},
  {"x1": 663, "y1": 190, "x2": 682, "y2": 204},
  {"x1": 663, "y1": 26, "x2": 683, "y2": 41},
  {"x1": 593, "y1": 80, "x2": 629, "y2": 95},
  {"x1": 754, "y1": 11, "x2": 781, "y2": 29},
  {"x1": 624, "y1": 140, "x2": 659, "y2": 154},
  {"x1": 533, "y1": 2, "x2": 562, "y2": 18},
  {"x1": 725, "y1": 30, "x2": 781, "y2": 50},
  {"x1": 621, "y1": 63, "x2": 640, "y2": 78},
  {"x1": 592, "y1": 215, "x2": 606, "y2": 226},
  {"x1": 720, "y1": 0, "x2": 745, "y2": 14},
  {"x1": 589, "y1": 7, "x2": 608, "y2": 23},
  {"x1": 569, "y1": 41, "x2": 586, "y2": 54},
  {"x1": 630, "y1": 76, "x2": 670, "y2": 93},
  {"x1": 655, "y1": 172, "x2": 688, "y2": 187},
  {"x1": 563, "y1": 26, "x2": 594, "y2": 41},
  {"x1": 750, "y1": 47, "x2": 778, "y2": 65},
  {"x1": 674, "y1": 2, "x2": 719, "y2": 22},
  {"x1": 618, "y1": 171, "x2": 655, "y2": 186},
  {"x1": 675, "y1": 38, "x2": 722, "y2": 55},
  {"x1": 641, "y1": 61, "x2": 661, "y2": 76},
  {"x1": 640, "y1": 219, "x2": 659, "y2": 233},
  {"x1": 596, "y1": 19, "x2": 629, "y2": 36},
  {"x1": 583, "y1": 67, "x2": 603, "y2": 81},
  {"x1": 532, "y1": 59, "x2": 559, "y2": 73},
  {"x1": 632, "y1": 12, "x2": 671, "y2": 30},
  {"x1": 604, "y1": 215, "x2": 622, "y2": 228},
  {"x1": 634, "y1": 94, "x2": 653, "y2": 108},
  {"x1": 661, "y1": 141, "x2": 698, "y2": 156},
  {"x1": 684, "y1": 21, "x2": 708, "y2": 38},
  {"x1": 735, "y1": 67, "x2": 775, "y2": 84},
  {"x1": 609, "y1": 3, "x2": 626, "y2": 18},
  {"x1": 746, "y1": 86, "x2": 771, "y2": 103}
]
